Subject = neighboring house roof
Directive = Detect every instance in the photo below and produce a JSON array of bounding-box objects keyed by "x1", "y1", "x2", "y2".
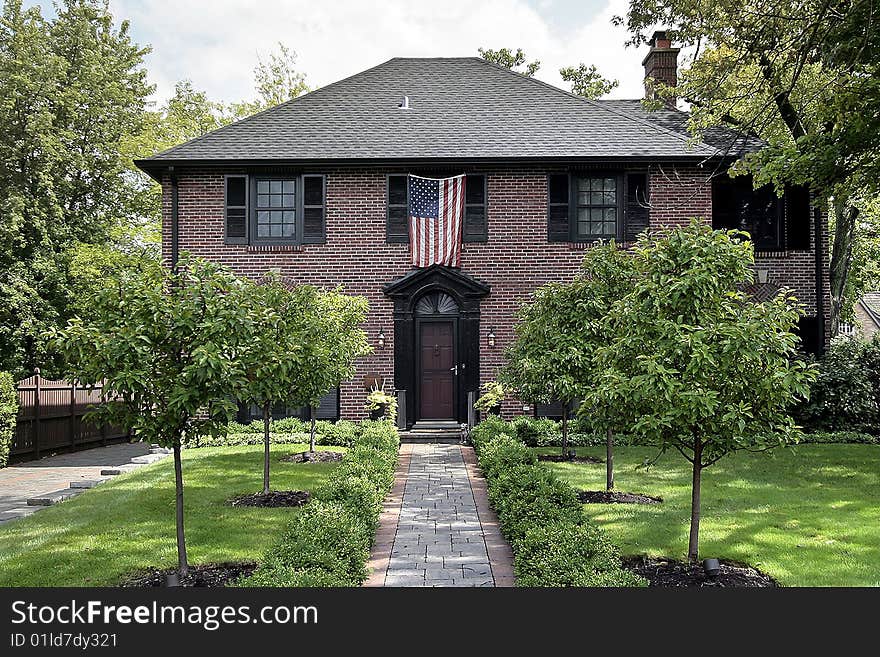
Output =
[
  {"x1": 135, "y1": 57, "x2": 760, "y2": 178},
  {"x1": 860, "y1": 292, "x2": 880, "y2": 329}
]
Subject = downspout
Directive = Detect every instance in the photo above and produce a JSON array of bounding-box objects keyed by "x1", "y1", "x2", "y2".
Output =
[
  {"x1": 170, "y1": 166, "x2": 179, "y2": 272},
  {"x1": 813, "y1": 204, "x2": 826, "y2": 355}
]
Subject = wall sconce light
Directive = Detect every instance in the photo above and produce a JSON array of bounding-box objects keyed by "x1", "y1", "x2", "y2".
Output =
[
  {"x1": 377, "y1": 329, "x2": 386, "y2": 350},
  {"x1": 487, "y1": 328, "x2": 496, "y2": 348},
  {"x1": 756, "y1": 268, "x2": 770, "y2": 284}
]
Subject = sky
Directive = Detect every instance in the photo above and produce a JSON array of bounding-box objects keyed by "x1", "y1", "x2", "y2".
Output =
[{"x1": 27, "y1": 0, "x2": 654, "y2": 107}]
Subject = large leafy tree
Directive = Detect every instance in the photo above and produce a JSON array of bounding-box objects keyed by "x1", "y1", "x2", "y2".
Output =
[
  {"x1": 586, "y1": 223, "x2": 815, "y2": 561},
  {"x1": 0, "y1": 0, "x2": 153, "y2": 378},
  {"x1": 501, "y1": 243, "x2": 635, "y2": 475},
  {"x1": 227, "y1": 43, "x2": 310, "y2": 122},
  {"x1": 55, "y1": 257, "x2": 253, "y2": 577},
  {"x1": 618, "y1": 0, "x2": 880, "y2": 333}
]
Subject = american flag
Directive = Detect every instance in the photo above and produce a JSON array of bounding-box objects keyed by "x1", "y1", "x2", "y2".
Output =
[{"x1": 408, "y1": 174, "x2": 465, "y2": 268}]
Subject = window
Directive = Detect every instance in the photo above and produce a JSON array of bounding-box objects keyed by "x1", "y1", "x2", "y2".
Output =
[
  {"x1": 575, "y1": 176, "x2": 619, "y2": 239},
  {"x1": 225, "y1": 175, "x2": 248, "y2": 244},
  {"x1": 386, "y1": 173, "x2": 488, "y2": 243},
  {"x1": 387, "y1": 175, "x2": 409, "y2": 243},
  {"x1": 712, "y1": 175, "x2": 802, "y2": 251},
  {"x1": 547, "y1": 173, "x2": 622, "y2": 242},
  {"x1": 236, "y1": 387, "x2": 340, "y2": 422},
  {"x1": 254, "y1": 178, "x2": 296, "y2": 241}
]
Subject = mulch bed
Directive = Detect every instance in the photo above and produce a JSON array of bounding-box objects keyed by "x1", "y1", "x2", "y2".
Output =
[
  {"x1": 537, "y1": 454, "x2": 604, "y2": 464},
  {"x1": 227, "y1": 490, "x2": 311, "y2": 507},
  {"x1": 578, "y1": 490, "x2": 662, "y2": 505},
  {"x1": 123, "y1": 562, "x2": 257, "y2": 588},
  {"x1": 624, "y1": 556, "x2": 777, "y2": 587},
  {"x1": 282, "y1": 450, "x2": 345, "y2": 463}
]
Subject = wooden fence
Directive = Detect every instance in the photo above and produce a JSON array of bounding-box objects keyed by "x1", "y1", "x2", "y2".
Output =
[{"x1": 11, "y1": 369, "x2": 131, "y2": 463}]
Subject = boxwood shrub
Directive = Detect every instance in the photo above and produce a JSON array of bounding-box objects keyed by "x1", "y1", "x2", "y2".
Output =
[
  {"x1": 471, "y1": 422, "x2": 644, "y2": 587},
  {"x1": 0, "y1": 372, "x2": 16, "y2": 469},
  {"x1": 237, "y1": 420, "x2": 399, "y2": 587},
  {"x1": 191, "y1": 418, "x2": 365, "y2": 448}
]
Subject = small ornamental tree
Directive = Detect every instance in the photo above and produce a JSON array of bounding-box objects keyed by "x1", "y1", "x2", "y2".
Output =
[
  {"x1": 502, "y1": 243, "x2": 635, "y2": 470},
  {"x1": 238, "y1": 277, "x2": 314, "y2": 494},
  {"x1": 586, "y1": 222, "x2": 816, "y2": 561},
  {"x1": 294, "y1": 288, "x2": 370, "y2": 452},
  {"x1": 54, "y1": 256, "x2": 252, "y2": 576}
]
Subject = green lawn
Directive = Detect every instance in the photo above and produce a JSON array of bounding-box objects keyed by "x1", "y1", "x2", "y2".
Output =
[
  {"x1": 0, "y1": 444, "x2": 340, "y2": 586},
  {"x1": 540, "y1": 444, "x2": 880, "y2": 586}
]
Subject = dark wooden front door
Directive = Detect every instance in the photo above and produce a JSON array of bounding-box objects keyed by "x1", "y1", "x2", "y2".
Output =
[{"x1": 419, "y1": 321, "x2": 455, "y2": 419}]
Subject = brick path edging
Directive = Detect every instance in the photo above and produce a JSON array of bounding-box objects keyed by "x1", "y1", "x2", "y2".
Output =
[
  {"x1": 460, "y1": 446, "x2": 516, "y2": 587},
  {"x1": 364, "y1": 444, "x2": 413, "y2": 587}
]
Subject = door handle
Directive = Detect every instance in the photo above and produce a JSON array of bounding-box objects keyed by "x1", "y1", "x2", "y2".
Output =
[{"x1": 450, "y1": 365, "x2": 459, "y2": 375}]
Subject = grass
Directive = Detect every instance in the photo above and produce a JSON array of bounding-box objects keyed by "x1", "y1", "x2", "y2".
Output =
[
  {"x1": 539, "y1": 444, "x2": 880, "y2": 586},
  {"x1": 0, "y1": 444, "x2": 341, "y2": 586}
]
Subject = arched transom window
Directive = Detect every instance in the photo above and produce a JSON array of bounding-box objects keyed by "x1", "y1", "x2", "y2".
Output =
[{"x1": 415, "y1": 292, "x2": 458, "y2": 315}]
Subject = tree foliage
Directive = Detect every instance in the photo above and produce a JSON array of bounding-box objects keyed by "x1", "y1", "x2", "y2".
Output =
[
  {"x1": 585, "y1": 222, "x2": 815, "y2": 560},
  {"x1": 617, "y1": 0, "x2": 880, "y2": 332},
  {"x1": 478, "y1": 46, "x2": 541, "y2": 76},
  {"x1": 559, "y1": 63, "x2": 619, "y2": 99},
  {"x1": 0, "y1": 0, "x2": 153, "y2": 377}
]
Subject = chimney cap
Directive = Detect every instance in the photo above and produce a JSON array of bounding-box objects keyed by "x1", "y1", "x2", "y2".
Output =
[{"x1": 648, "y1": 29, "x2": 674, "y2": 50}]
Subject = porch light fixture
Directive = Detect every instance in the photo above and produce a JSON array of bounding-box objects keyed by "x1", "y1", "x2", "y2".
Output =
[
  {"x1": 487, "y1": 328, "x2": 496, "y2": 348},
  {"x1": 377, "y1": 329, "x2": 386, "y2": 350}
]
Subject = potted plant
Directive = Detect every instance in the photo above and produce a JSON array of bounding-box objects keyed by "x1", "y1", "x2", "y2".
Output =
[
  {"x1": 365, "y1": 380, "x2": 397, "y2": 422},
  {"x1": 473, "y1": 381, "x2": 505, "y2": 418}
]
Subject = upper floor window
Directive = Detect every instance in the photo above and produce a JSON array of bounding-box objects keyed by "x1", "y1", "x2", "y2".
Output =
[
  {"x1": 386, "y1": 173, "x2": 487, "y2": 244},
  {"x1": 548, "y1": 172, "x2": 634, "y2": 243},
  {"x1": 224, "y1": 174, "x2": 325, "y2": 246}
]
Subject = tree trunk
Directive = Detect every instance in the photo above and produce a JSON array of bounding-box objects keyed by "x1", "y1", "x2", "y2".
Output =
[
  {"x1": 606, "y1": 428, "x2": 614, "y2": 491},
  {"x1": 262, "y1": 403, "x2": 271, "y2": 495},
  {"x1": 560, "y1": 404, "x2": 569, "y2": 459},
  {"x1": 830, "y1": 198, "x2": 858, "y2": 337},
  {"x1": 173, "y1": 439, "x2": 188, "y2": 577},
  {"x1": 309, "y1": 406, "x2": 316, "y2": 453},
  {"x1": 687, "y1": 437, "x2": 703, "y2": 563}
]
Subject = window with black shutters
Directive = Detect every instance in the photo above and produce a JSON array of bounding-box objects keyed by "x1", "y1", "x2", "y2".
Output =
[
  {"x1": 387, "y1": 175, "x2": 409, "y2": 243},
  {"x1": 547, "y1": 173, "x2": 623, "y2": 242},
  {"x1": 247, "y1": 175, "x2": 325, "y2": 246},
  {"x1": 225, "y1": 175, "x2": 248, "y2": 244},
  {"x1": 464, "y1": 174, "x2": 487, "y2": 242},
  {"x1": 712, "y1": 175, "x2": 787, "y2": 251}
]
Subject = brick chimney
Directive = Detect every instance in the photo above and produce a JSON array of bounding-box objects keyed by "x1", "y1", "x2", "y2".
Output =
[{"x1": 642, "y1": 30, "x2": 680, "y2": 109}]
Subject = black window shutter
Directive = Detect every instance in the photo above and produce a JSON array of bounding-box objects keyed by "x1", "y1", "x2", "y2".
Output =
[
  {"x1": 463, "y1": 174, "x2": 487, "y2": 243},
  {"x1": 301, "y1": 175, "x2": 325, "y2": 244},
  {"x1": 624, "y1": 172, "x2": 649, "y2": 242},
  {"x1": 711, "y1": 175, "x2": 740, "y2": 231},
  {"x1": 547, "y1": 174, "x2": 570, "y2": 242},
  {"x1": 785, "y1": 184, "x2": 811, "y2": 250},
  {"x1": 225, "y1": 175, "x2": 248, "y2": 244},
  {"x1": 387, "y1": 175, "x2": 409, "y2": 243}
]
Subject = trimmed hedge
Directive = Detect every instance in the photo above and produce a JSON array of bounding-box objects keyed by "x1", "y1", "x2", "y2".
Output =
[
  {"x1": 237, "y1": 421, "x2": 399, "y2": 587},
  {"x1": 470, "y1": 420, "x2": 645, "y2": 587},
  {"x1": 190, "y1": 418, "x2": 367, "y2": 449},
  {"x1": 476, "y1": 414, "x2": 636, "y2": 448},
  {"x1": 799, "y1": 431, "x2": 878, "y2": 445},
  {"x1": 0, "y1": 372, "x2": 16, "y2": 468}
]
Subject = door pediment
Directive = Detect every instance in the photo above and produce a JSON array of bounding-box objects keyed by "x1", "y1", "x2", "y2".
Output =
[{"x1": 384, "y1": 265, "x2": 490, "y2": 314}]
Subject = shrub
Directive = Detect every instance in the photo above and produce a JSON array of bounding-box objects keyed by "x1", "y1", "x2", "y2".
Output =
[
  {"x1": 515, "y1": 522, "x2": 647, "y2": 587},
  {"x1": 470, "y1": 421, "x2": 644, "y2": 587},
  {"x1": 798, "y1": 336, "x2": 880, "y2": 435},
  {"x1": 237, "y1": 420, "x2": 399, "y2": 587},
  {"x1": 510, "y1": 416, "x2": 559, "y2": 447},
  {"x1": 800, "y1": 431, "x2": 878, "y2": 444},
  {"x1": 0, "y1": 372, "x2": 16, "y2": 468}
]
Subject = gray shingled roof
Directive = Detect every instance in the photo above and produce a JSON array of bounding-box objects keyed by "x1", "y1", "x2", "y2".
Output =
[{"x1": 135, "y1": 57, "x2": 756, "y2": 175}]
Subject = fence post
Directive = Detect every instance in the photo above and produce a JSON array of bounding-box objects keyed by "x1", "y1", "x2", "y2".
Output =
[
  {"x1": 70, "y1": 380, "x2": 77, "y2": 447},
  {"x1": 33, "y1": 368, "x2": 41, "y2": 460},
  {"x1": 100, "y1": 386, "x2": 107, "y2": 447}
]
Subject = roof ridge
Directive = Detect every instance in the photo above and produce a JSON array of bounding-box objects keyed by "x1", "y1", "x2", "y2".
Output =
[
  {"x1": 148, "y1": 58, "x2": 401, "y2": 160},
  {"x1": 470, "y1": 57, "x2": 716, "y2": 155}
]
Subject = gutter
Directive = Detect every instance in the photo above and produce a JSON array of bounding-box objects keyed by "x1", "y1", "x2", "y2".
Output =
[
  {"x1": 170, "y1": 166, "x2": 179, "y2": 271},
  {"x1": 813, "y1": 204, "x2": 826, "y2": 355}
]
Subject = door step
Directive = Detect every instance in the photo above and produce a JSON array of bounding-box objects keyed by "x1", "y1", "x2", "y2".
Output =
[
  {"x1": 411, "y1": 420, "x2": 461, "y2": 430},
  {"x1": 400, "y1": 428, "x2": 463, "y2": 444}
]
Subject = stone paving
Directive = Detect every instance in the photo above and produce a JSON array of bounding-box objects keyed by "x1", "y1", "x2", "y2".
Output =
[
  {"x1": 0, "y1": 442, "x2": 153, "y2": 523},
  {"x1": 369, "y1": 443, "x2": 514, "y2": 587}
]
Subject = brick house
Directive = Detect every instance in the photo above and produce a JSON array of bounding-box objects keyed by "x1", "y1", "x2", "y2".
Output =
[{"x1": 135, "y1": 32, "x2": 830, "y2": 428}]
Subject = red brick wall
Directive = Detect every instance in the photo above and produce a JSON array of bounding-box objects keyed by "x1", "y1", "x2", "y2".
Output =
[{"x1": 162, "y1": 163, "x2": 827, "y2": 420}]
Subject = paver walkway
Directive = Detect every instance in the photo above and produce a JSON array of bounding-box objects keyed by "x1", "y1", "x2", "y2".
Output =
[
  {"x1": 0, "y1": 442, "x2": 151, "y2": 522},
  {"x1": 366, "y1": 443, "x2": 514, "y2": 587}
]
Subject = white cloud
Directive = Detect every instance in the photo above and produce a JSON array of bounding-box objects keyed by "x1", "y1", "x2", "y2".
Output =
[{"x1": 108, "y1": 0, "x2": 647, "y2": 105}]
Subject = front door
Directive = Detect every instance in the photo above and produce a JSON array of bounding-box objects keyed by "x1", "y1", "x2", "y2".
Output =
[{"x1": 419, "y1": 321, "x2": 455, "y2": 419}]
